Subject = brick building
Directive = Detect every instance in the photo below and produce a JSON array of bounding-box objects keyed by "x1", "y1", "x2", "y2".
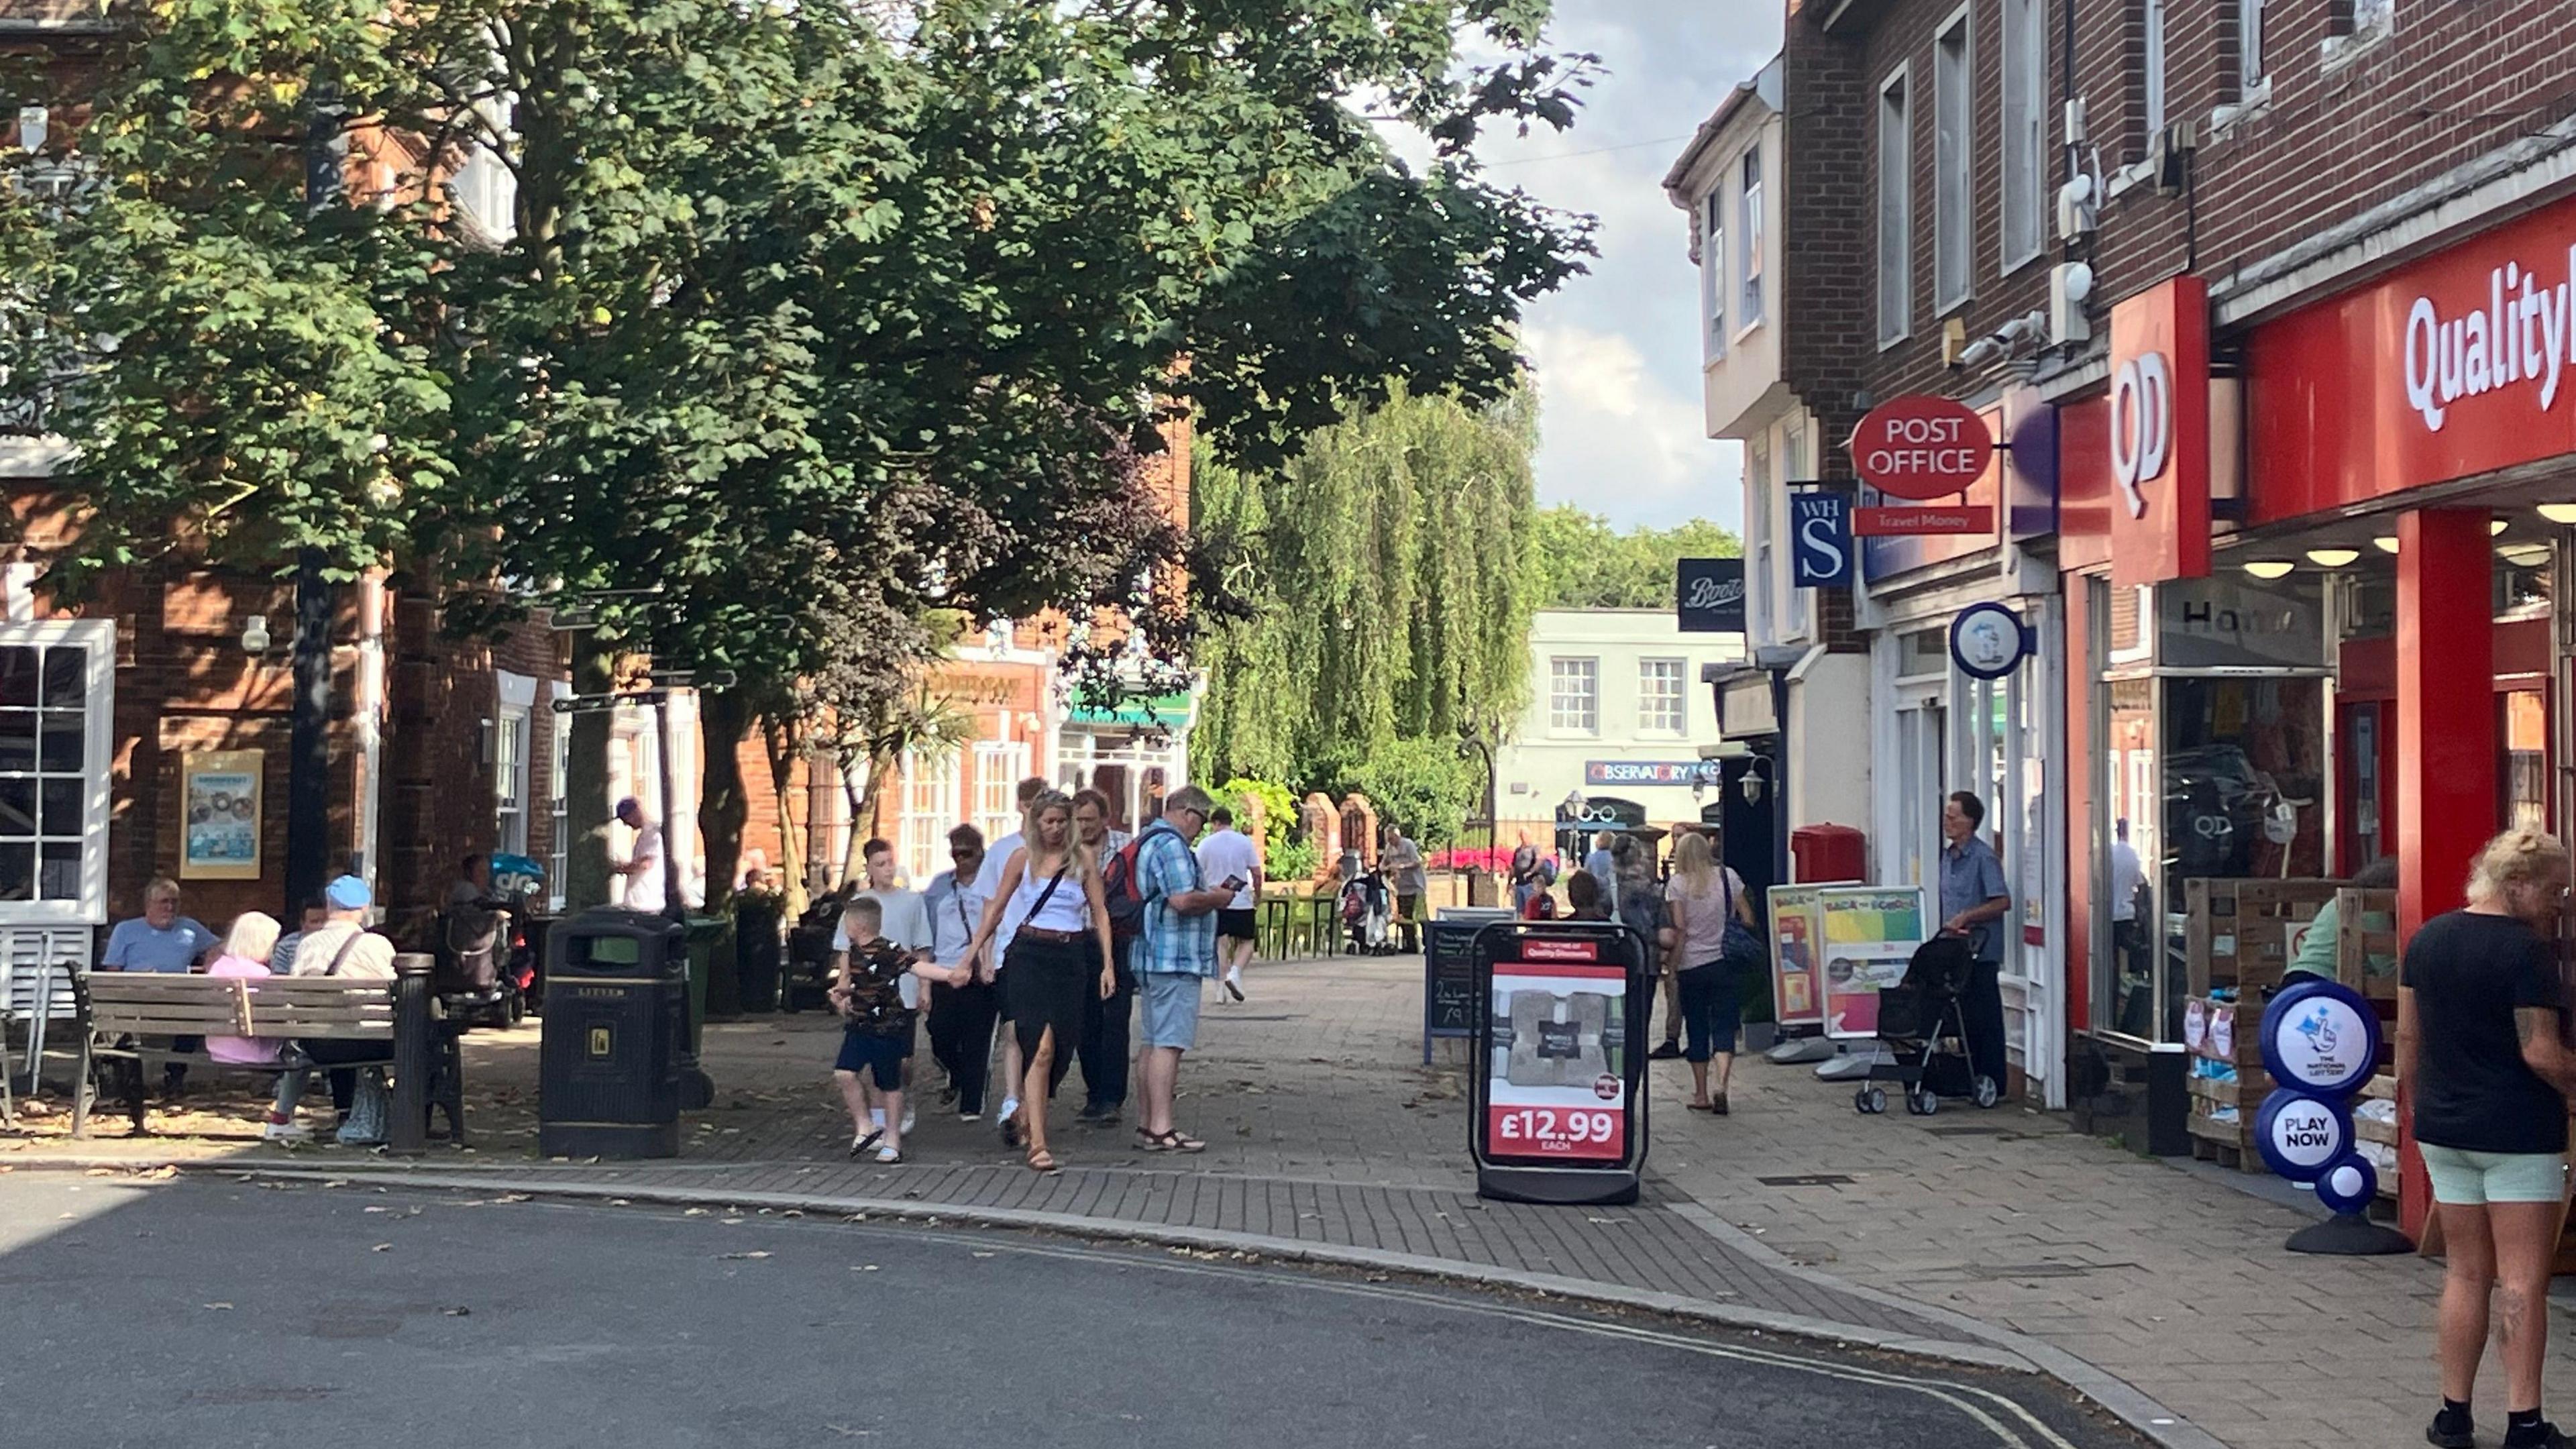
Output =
[{"x1": 1674, "y1": 2, "x2": 2576, "y2": 1133}]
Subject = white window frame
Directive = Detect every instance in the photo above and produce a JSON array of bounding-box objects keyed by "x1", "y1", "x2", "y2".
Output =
[
  {"x1": 1548, "y1": 657, "x2": 1600, "y2": 737},
  {"x1": 2239, "y1": 0, "x2": 2267, "y2": 95},
  {"x1": 1878, "y1": 64, "x2": 1913, "y2": 348},
  {"x1": 1747, "y1": 437, "x2": 1774, "y2": 648},
  {"x1": 2141, "y1": 0, "x2": 2167, "y2": 144},
  {"x1": 1638, "y1": 659, "x2": 1688, "y2": 737},
  {"x1": 1701, "y1": 190, "x2": 1727, "y2": 362},
  {"x1": 1999, "y1": 0, "x2": 2046, "y2": 274},
  {"x1": 1933, "y1": 7, "x2": 1974, "y2": 313},
  {"x1": 898, "y1": 750, "x2": 962, "y2": 885},
  {"x1": 1780, "y1": 422, "x2": 1813, "y2": 640},
  {"x1": 494, "y1": 706, "x2": 531, "y2": 857},
  {"x1": 546, "y1": 680, "x2": 570, "y2": 910},
  {"x1": 972, "y1": 739, "x2": 1028, "y2": 851},
  {"x1": 1736, "y1": 147, "x2": 1764, "y2": 330},
  {"x1": 0, "y1": 619, "x2": 112, "y2": 924}
]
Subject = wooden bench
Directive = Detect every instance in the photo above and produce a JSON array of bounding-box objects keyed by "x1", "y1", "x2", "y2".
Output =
[{"x1": 68, "y1": 959, "x2": 459, "y2": 1147}]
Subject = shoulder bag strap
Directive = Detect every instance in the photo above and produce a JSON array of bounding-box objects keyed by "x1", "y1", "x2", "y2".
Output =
[
  {"x1": 1028, "y1": 863, "x2": 1069, "y2": 919},
  {"x1": 323, "y1": 930, "x2": 365, "y2": 978}
]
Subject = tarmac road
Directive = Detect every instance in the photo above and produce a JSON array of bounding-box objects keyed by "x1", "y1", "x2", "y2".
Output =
[{"x1": 0, "y1": 1174, "x2": 2149, "y2": 1448}]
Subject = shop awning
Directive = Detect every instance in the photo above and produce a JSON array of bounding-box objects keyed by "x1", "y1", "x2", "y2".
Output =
[{"x1": 1067, "y1": 691, "x2": 1195, "y2": 728}]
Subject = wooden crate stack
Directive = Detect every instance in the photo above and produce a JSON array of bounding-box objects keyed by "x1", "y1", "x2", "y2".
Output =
[
  {"x1": 2182, "y1": 878, "x2": 2343, "y2": 1169},
  {"x1": 2336, "y1": 888, "x2": 2402, "y2": 1199}
]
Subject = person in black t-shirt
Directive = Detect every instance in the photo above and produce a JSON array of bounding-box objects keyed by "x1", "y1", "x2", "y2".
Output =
[
  {"x1": 829, "y1": 897, "x2": 964, "y2": 1166},
  {"x1": 2402, "y1": 827, "x2": 2576, "y2": 1449}
]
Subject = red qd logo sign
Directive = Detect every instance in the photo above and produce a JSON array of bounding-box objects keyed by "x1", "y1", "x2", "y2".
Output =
[{"x1": 1849, "y1": 395, "x2": 1990, "y2": 500}]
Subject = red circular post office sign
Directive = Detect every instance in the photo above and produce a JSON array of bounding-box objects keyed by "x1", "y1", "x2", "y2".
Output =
[{"x1": 1849, "y1": 395, "x2": 1990, "y2": 500}]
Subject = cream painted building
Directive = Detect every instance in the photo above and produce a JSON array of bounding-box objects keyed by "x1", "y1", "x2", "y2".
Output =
[{"x1": 1493, "y1": 609, "x2": 1745, "y2": 854}]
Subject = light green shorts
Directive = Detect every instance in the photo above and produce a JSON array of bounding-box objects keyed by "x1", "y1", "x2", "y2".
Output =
[{"x1": 2419, "y1": 1144, "x2": 2569, "y2": 1205}]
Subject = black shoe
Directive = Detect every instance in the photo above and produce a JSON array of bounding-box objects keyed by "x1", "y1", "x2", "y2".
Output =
[
  {"x1": 1647, "y1": 1041, "x2": 1683, "y2": 1061},
  {"x1": 2503, "y1": 1419, "x2": 2569, "y2": 1449},
  {"x1": 1712, "y1": 1093, "x2": 1729, "y2": 1116},
  {"x1": 2428, "y1": 1416, "x2": 2474, "y2": 1449}
]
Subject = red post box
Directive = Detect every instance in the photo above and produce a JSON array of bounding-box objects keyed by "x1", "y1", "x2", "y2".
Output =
[{"x1": 1790, "y1": 824, "x2": 1866, "y2": 884}]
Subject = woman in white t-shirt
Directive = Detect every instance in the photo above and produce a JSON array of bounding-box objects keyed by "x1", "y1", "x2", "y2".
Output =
[{"x1": 1663, "y1": 831, "x2": 1756, "y2": 1115}]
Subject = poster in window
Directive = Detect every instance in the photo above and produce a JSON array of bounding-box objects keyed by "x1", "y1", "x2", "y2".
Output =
[{"x1": 182, "y1": 749, "x2": 262, "y2": 880}]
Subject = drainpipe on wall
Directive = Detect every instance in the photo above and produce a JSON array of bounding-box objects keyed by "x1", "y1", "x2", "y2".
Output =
[{"x1": 354, "y1": 572, "x2": 385, "y2": 898}]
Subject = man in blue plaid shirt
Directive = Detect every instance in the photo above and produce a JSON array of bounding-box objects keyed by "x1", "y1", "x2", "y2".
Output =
[{"x1": 1131, "y1": 785, "x2": 1235, "y2": 1153}]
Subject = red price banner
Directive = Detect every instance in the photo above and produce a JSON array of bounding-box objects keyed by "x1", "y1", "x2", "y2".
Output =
[{"x1": 1488, "y1": 1103, "x2": 1626, "y2": 1161}]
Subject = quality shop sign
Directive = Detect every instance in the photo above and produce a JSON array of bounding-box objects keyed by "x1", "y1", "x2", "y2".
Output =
[{"x1": 2402, "y1": 248, "x2": 2576, "y2": 431}]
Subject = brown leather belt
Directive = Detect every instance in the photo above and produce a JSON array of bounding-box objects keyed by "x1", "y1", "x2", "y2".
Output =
[{"x1": 1017, "y1": 926, "x2": 1083, "y2": 943}]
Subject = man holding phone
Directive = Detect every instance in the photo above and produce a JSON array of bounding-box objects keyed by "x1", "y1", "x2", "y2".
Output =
[{"x1": 1196, "y1": 805, "x2": 1264, "y2": 1002}]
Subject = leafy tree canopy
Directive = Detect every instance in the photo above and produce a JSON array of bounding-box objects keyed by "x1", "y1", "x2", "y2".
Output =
[{"x1": 1529, "y1": 504, "x2": 1741, "y2": 610}]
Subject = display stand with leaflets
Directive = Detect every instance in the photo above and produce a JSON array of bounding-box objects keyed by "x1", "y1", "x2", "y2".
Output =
[
  {"x1": 1422, "y1": 908, "x2": 1513, "y2": 1064},
  {"x1": 1469, "y1": 918, "x2": 1649, "y2": 1207}
]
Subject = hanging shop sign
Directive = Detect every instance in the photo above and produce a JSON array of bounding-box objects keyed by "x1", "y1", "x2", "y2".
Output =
[
  {"x1": 1765, "y1": 884, "x2": 1828, "y2": 1030},
  {"x1": 1949, "y1": 602, "x2": 2032, "y2": 681},
  {"x1": 1584, "y1": 761, "x2": 1725, "y2": 788},
  {"x1": 1855, "y1": 505, "x2": 1996, "y2": 536},
  {"x1": 2108, "y1": 275, "x2": 2213, "y2": 589},
  {"x1": 1676, "y1": 557, "x2": 1746, "y2": 633},
  {"x1": 1849, "y1": 395, "x2": 1992, "y2": 500},
  {"x1": 1790, "y1": 492, "x2": 1855, "y2": 587},
  {"x1": 1819, "y1": 886, "x2": 1927, "y2": 1040}
]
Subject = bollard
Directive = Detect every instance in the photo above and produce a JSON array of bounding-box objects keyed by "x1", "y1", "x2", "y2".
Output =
[{"x1": 390, "y1": 953, "x2": 433, "y2": 1155}]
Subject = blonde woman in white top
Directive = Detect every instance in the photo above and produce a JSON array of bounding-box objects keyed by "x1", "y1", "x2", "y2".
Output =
[{"x1": 1662, "y1": 831, "x2": 1756, "y2": 1115}]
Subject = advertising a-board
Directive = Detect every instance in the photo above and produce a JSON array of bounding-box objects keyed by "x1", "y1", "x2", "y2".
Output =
[
  {"x1": 1485, "y1": 936, "x2": 1629, "y2": 1162},
  {"x1": 1819, "y1": 887, "x2": 1927, "y2": 1040},
  {"x1": 1766, "y1": 885, "x2": 1827, "y2": 1030}
]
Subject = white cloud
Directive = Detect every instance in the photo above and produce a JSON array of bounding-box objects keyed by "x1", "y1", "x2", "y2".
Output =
[
  {"x1": 1524, "y1": 323, "x2": 1739, "y2": 529},
  {"x1": 1470, "y1": 1, "x2": 1780, "y2": 532}
]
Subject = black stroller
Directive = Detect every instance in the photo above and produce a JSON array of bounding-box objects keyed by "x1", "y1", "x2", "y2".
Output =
[
  {"x1": 1340, "y1": 867, "x2": 1397, "y2": 955},
  {"x1": 781, "y1": 883, "x2": 857, "y2": 1012},
  {"x1": 1851, "y1": 934, "x2": 1999, "y2": 1116}
]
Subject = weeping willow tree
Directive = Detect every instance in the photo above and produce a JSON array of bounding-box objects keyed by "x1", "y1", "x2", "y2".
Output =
[{"x1": 1194, "y1": 383, "x2": 1539, "y2": 796}]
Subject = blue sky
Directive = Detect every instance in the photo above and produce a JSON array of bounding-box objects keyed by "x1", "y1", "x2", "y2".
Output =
[{"x1": 1470, "y1": 3, "x2": 1783, "y2": 531}]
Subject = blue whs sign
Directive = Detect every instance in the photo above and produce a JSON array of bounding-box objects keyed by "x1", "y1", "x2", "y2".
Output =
[{"x1": 1790, "y1": 492, "x2": 1854, "y2": 587}]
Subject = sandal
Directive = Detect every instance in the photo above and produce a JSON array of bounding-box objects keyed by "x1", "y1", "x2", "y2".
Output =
[
  {"x1": 1135, "y1": 1126, "x2": 1169, "y2": 1152},
  {"x1": 1686, "y1": 1101, "x2": 1716, "y2": 1112},
  {"x1": 1138, "y1": 1128, "x2": 1205, "y2": 1154},
  {"x1": 1026, "y1": 1148, "x2": 1060, "y2": 1175}
]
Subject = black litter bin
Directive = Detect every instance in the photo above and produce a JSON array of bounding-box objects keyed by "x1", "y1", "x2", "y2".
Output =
[{"x1": 541, "y1": 908, "x2": 688, "y2": 1159}]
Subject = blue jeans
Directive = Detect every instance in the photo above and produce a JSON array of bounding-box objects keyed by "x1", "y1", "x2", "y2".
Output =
[{"x1": 1676, "y1": 961, "x2": 1743, "y2": 1063}]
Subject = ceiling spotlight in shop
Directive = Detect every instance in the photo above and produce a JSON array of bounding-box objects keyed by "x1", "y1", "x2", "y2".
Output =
[
  {"x1": 2541, "y1": 503, "x2": 2576, "y2": 525},
  {"x1": 2243, "y1": 559, "x2": 2296, "y2": 580},
  {"x1": 2501, "y1": 543, "x2": 2554, "y2": 568},
  {"x1": 2373, "y1": 537, "x2": 2400, "y2": 553},
  {"x1": 2304, "y1": 547, "x2": 2360, "y2": 568},
  {"x1": 2492, "y1": 518, "x2": 2512, "y2": 535}
]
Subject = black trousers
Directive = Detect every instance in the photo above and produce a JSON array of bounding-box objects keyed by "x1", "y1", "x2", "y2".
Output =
[
  {"x1": 926, "y1": 979, "x2": 1002, "y2": 1116},
  {"x1": 1960, "y1": 959, "x2": 2008, "y2": 1093},
  {"x1": 1079, "y1": 959, "x2": 1136, "y2": 1114}
]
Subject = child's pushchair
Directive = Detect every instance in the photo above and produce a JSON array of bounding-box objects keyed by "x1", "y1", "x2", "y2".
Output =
[
  {"x1": 1341, "y1": 868, "x2": 1397, "y2": 955},
  {"x1": 1852, "y1": 934, "x2": 1998, "y2": 1116}
]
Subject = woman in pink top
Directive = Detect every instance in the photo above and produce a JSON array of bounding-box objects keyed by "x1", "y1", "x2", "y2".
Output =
[{"x1": 203, "y1": 911, "x2": 282, "y2": 1066}]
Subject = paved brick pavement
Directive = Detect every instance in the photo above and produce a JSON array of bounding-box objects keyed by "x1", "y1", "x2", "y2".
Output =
[{"x1": 6, "y1": 949, "x2": 2546, "y2": 1448}]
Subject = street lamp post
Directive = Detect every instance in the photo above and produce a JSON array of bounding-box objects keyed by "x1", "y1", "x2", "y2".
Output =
[
  {"x1": 1454, "y1": 734, "x2": 1498, "y2": 906},
  {"x1": 284, "y1": 85, "x2": 349, "y2": 914}
]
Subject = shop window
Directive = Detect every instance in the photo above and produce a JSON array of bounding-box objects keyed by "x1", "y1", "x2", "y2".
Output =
[
  {"x1": 2503, "y1": 690, "x2": 2549, "y2": 834},
  {"x1": 898, "y1": 751, "x2": 961, "y2": 883},
  {"x1": 494, "y1": 706, "x2": 531, "y2": 857},
  {"x1": 1898, "y1": 627, "x2": 1948, "y2": 680},
  {"x1": 1876, "y1": 66, "x2": 1912, "y2": 346},
  {"x1": 1549, "y1": 657, "x2": 1599, "y2": 735},
  {"x1": 1933, "y1": 10, "x2": 1972, "y2": 311},
  {"x1": 1638, "y1": 659, "x2": 1686, "y2": 735},
  {"x1": 1999, "y1": 0, "x2": 2046, "y2": 270},
  {"x1": 0, "y1": 621, "x2": 109, "y2": 920},
  {"x1": 973, "y1": 739, "x2": 1028, "y2": 849}
]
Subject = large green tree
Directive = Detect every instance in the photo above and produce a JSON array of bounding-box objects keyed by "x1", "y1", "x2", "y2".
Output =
[
  {"x1": 1529, "y1": 505, "x2": 1742, "y2": 609},
  {"x1": 1193, "y1": 382, "x2": 1538, "y2": 792},
  {"x1": 0, "y1": 0, "x2": 1597, "y2": 909}
]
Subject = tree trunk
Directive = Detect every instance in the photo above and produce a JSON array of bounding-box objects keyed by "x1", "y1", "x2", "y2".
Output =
[
  {"x1": 761, "y1": 712, "x2": 809, "y2": 917},
  {"x1": 839, "y1": 749, "x2": 873, "y2": 885},
  {"x1": 564, "y1": 631, "x2": 615, "y2": 911},
  {"x1": 698, "y1": 688, "x2": 753, "y2": 919}
]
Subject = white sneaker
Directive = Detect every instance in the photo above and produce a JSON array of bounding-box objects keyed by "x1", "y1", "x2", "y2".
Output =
[{"x1": 262, "y1": 1116, "x2": 309, "y2": 1142}]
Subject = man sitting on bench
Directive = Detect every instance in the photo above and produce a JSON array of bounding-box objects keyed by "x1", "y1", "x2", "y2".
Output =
[
  {"x1": 101, "y1": 877, "x2": 218, "y2": 1100},
  {"x1": 262, "y1": 875, "x2": 397, "y2": 1145}
]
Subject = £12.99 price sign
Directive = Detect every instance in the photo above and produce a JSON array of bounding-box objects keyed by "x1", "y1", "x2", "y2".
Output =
[{"x1": 1485, "y1": 947, "x2": 1628, "y2": 1162}]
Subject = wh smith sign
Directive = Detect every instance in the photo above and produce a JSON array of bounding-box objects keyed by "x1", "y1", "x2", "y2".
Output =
[
  {"x1": 1790, "y1": 492, "x2": 1853, "y2": 586},
  {"x1": 2247, "y1": 191, "x2": 2576, "y2": 522}
]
